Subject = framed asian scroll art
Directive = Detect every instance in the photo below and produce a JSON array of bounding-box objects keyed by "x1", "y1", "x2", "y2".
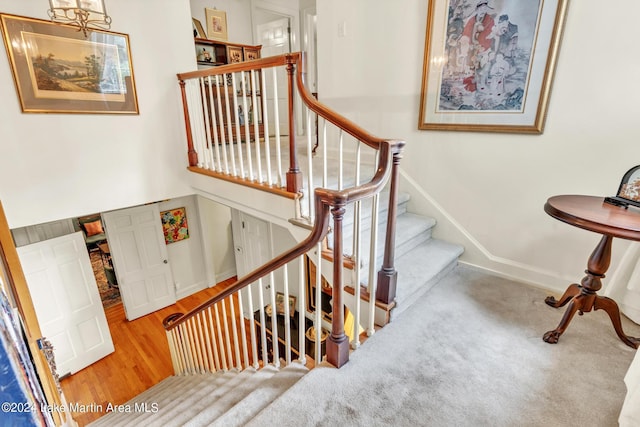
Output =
[
  {"x1": 418, "y1": 0, "x2": 568, "y2": 134},
  {"x1": 0, "y1": 13, "x2": 138, "y2": 114}
]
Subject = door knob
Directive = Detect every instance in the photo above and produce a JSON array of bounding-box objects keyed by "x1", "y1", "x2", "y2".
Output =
[{"x1": 163, "y1": 260, "x2": 168, "y2": 264}]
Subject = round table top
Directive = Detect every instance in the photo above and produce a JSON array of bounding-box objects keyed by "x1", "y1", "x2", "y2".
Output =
[{"x1": 545, "y1": 195, "x2": 640, "y2": 241}]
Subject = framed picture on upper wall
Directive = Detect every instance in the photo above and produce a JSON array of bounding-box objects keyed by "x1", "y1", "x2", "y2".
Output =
[
  {"x1": 205, "y1": 8, "x2": 228, "y2": 41},
  {"x1": 418, "y1": 0, "x2": 568, "y2": 134},
  {"x1": 192, "y1": 18, "x2": 206, "y2": 39},
  {"x1": 0, "y1": 13, "x2": 138, "y2": 114}
]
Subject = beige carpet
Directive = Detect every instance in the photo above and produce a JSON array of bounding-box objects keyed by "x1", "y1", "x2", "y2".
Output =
[{"x1": 248, "y1": 265, "x2": 640, "y2": 427}]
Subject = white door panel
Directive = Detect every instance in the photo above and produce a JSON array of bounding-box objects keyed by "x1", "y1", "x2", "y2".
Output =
[
  {"x1": 103, "y1": 204, "x2": 175, "y2": 320},
  {"x1": 257, "y1": 18, "x2": 291, "y2": 135},
  {"x1": 17, "y1": 232, "x2": 114, "y2": 376}
]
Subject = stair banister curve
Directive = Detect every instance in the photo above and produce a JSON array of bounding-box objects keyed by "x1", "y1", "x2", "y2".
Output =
[
  {"x1": 164, "y1": 145, "x2": 397, "y2": 371},
  {"x1": 170, "y1": 51, "x2": 405, "y2": 371},
  {"x1": 294, "y1": 52, "x2": 405, "y2": 304}
]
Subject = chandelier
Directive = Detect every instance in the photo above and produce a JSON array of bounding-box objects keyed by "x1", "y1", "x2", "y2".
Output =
[{"x1": 47, "y1": 0, "x2": 112, "y2": 37}]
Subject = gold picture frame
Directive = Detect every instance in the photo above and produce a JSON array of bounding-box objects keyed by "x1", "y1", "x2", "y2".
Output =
[
  {"x1": 276, "y1": 292, "x2": 296, "y2": 317},
  {"x1": 0, "y1": 13, "x2": 138, "y2": 114},
  {"x1": 418, "y1": 0, "x2": 568, "y2": 134},
  {"x1": 192, "y1": 18, "x2": 206, "y2": 39},
  {"x1": 205, "y1": 8, "x2": 228, "y2": 41}
]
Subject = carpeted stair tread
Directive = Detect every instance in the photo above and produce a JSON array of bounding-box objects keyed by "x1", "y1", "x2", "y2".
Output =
[
  {"x1": 356, "y1": 212, "x2": 436, "y2": 285},
  {"x1": 207, "y1": 363, "x2": 309, "y2": 427},
  {"x1": 391, "y1": 238, "x2": 464, "y2": 319},
  {"x1": 150, "y1": 367, "x2": 267, "y2": 426},
  {"x1": 182, "y1": 365, "x2": 281, "y2": 426},
  {"x1": 88, "y1": 370, "x2": 239, "y2": 427}
]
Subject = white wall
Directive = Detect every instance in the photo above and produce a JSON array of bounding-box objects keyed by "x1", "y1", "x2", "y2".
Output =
[
  {"x1": 190, "y1": 0, "x2": 253, "y2": 44},
  {"x1": 158, "y1": 196, "x2": 208, "y2": 299},
  {"x1": 316, "y1": 0, "x2": 640, "y2": 293},
  {"x1": 198, "y1": 196, "x2": 236, "y2": 282},
  {"x1": 0, "y1": 0, "x2": 196, "y2": 228}
]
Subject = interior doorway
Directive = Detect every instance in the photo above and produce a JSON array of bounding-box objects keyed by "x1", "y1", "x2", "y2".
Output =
[
  {"x1": 10, "y1": 216, "x2": 122, "y2": 310},
  {"x1": 88, "y1": 242, "x2": 121, "y2": 309}
]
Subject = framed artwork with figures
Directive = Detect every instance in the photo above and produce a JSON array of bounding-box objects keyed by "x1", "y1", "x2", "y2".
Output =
[{"x1": 418, "y1": 0, "x2": 568, "y2": 134}]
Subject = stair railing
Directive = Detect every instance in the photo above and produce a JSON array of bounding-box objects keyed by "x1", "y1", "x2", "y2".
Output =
[
  {"x1": 170, "y1": 52, "x2": 405, "y2": 371},
  {"x1": 178, "y1": 54, "x2": 302, "y2": 194}
]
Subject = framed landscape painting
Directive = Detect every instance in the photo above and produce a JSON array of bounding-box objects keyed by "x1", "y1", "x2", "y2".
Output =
[
  {"x1": 0, "y1": 13, "x2": 138, "y2": 114},
  {"x1": 418, "y1": 0, "x2": 568, "y2": 133}
]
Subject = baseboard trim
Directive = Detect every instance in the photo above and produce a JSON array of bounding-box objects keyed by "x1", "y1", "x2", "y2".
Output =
[{"x1": 399, "y1": 169, "x2": 570, "y2": 293}]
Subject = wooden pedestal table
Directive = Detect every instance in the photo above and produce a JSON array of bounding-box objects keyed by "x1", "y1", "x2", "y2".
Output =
[{"x1": 543, "y1": 195, "x2": 640, "y2": 348}]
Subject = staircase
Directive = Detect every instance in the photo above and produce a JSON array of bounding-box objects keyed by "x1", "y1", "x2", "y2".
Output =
[
  {"x1": 85, "y1": 52, "x2": 464, "y2": 426},
  {"x1": 89, "y1": 192, "x2": 463, "y2": 426},
  {"x1": 88, "y1": 364, "x2": 308, "y2": 427}
]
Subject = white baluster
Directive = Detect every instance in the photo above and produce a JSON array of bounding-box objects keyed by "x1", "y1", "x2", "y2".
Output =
[
  {"x1": 268, "y1": 271, "x2": 280, "y2": 368},
  {"x1": 200, "y1": 77, "x2": 215, "y2": 171},
  {"x1": 214, "y1": 303, "x2": 228, "y2": 371},
  {"x1": 306, "y1": 108, "x2": 314, "y2": 218},
  {"x1": 166, "y1": 330, "x2": 181, "y2": 375},
  {"x1": 338, "y1": 130, "x2": 344, "y2": 190},
  {"x1": 229, "y1": 294, "x2": 242, "y2": 370},
  {"x1": 272, "y1": 68, "x2": 284, "y2": 187},
  {"x1": 251, "y1": 70, "x2": 263, "y2": 183},
  {"x1": 236, "y1": 288, "x2": 250, "y2": 369},
  {"x1": 245, "y1": 283, "x2": 259, "y2": 369},
  {"x1": 298, "y1": 255, "x2": 307, "y2": 366},
  {"x1": 206, "y1": 77, "x2": 224, "y2": 173},
  {"x1": 283, "y1": 263, "x2": 292, "y2": 365},
  {"x1": 315, "y1": 242, "x2": 322, "y2": 366},
  {"x1": 195, "y1": 312, "x2": 210, "y2": 372},
  {"x1": 214, "y1": 75, "x2": 230, "y2": 174},
  {"x1": 367, "y1": 195, "x2": 380, "y2": 337},
  {"x1": 261, "y1": 68, "x2": 272, "y2": 186},
  {"x1": 352, "y1": 142, "x2": 362, "y2": 349},
  {"x1": 322, "y1": 120, "x2": 328, "y2": 188},
  {"x1": 241, "y1": 71, "x2": 254, "y2": 180},
  {"x1": 207, "y1": 306, "x2": 221, "y2": 371},
  {"x1": 184, "y1": 321, "x2": 198, "y2": 374},
  {"x1": 231, "y1": 73, "x2": 245, "y2": 179},
  {"x1": 257, "y1": 278, "x2": 269, "y2": 365},
  {"x1": 201, "y1": 307, "x2": 216, "y2": 372},
  {"x1": 221, "y1": 298, "x2": 235, "y2": 370},
  {"x1": 190, "y1": 317, "x2": 205, "y2": 373}
]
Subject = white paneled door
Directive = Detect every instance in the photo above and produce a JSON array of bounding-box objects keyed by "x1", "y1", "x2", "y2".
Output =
[
  {"x1": 256, "y1": 17, "x2": 291, "y2": 135},
  {"x1": 17, "y1": 232, "x2": 114, "y2": 376},
  {"x1": 102, "y1": 204, "x2": 176, "y2": 320}
]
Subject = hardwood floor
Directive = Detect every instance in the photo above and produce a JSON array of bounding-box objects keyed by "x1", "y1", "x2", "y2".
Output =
[{"x1": 60, "y1": 277, "x2": 237, "y2": 427}]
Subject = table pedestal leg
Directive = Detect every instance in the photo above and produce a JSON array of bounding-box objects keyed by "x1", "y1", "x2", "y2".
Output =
[{"x1": 543, "y1": 234, "x2": 639, "y2": 349}]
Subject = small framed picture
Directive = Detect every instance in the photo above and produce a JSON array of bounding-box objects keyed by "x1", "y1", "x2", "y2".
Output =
[
  {"x1": 195, "y1": 44, "x2": 215, "y2": 63},
  {"x1": 276, "y1": 292, "x2": 296, "y2": 317},
  {"x1": 227, "y1": 46, "x2": 243, "y2": 64},
  {"x1": 205, "y1": 8, "x2": 228, "y2": 41},
  {"x1": 192, "y1": 18, "x2": 206, "y2": 39},
  {"x1": 160, "y1": 207, "x2": 189, "y2": 244}
]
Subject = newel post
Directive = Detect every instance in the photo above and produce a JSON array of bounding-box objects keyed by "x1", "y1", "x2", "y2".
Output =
[
  {"x1": 327, "y1": 203, "x2": 350, "y2": 368},
  {"x1": 285, "y1": 55, "x2": 302, "y2": 193},
  {"x1": 179, "y1": 79, "x2": 198, "y2": 167},
  {"x1": 376, "y1": 150, "x2": 403, "y2": 304}
]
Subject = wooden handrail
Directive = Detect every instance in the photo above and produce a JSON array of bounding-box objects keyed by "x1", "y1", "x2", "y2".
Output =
[
  {"x1": 177, "y1": 55, "x2": 290, "y2": 81},
  {"x1": 164, "y1": 142, "x2": 394, "y2": 331},
  {"x1": 292, "y1": 52, "x2": 405, "y2": 155},
  {"x1": 170, "y1": 51, "x2": 406, "y2": 367}
]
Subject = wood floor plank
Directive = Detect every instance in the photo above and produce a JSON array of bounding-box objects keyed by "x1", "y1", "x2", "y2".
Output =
[{"x1": 60, "y1": 277, "x2": 236, "y2": 426}]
